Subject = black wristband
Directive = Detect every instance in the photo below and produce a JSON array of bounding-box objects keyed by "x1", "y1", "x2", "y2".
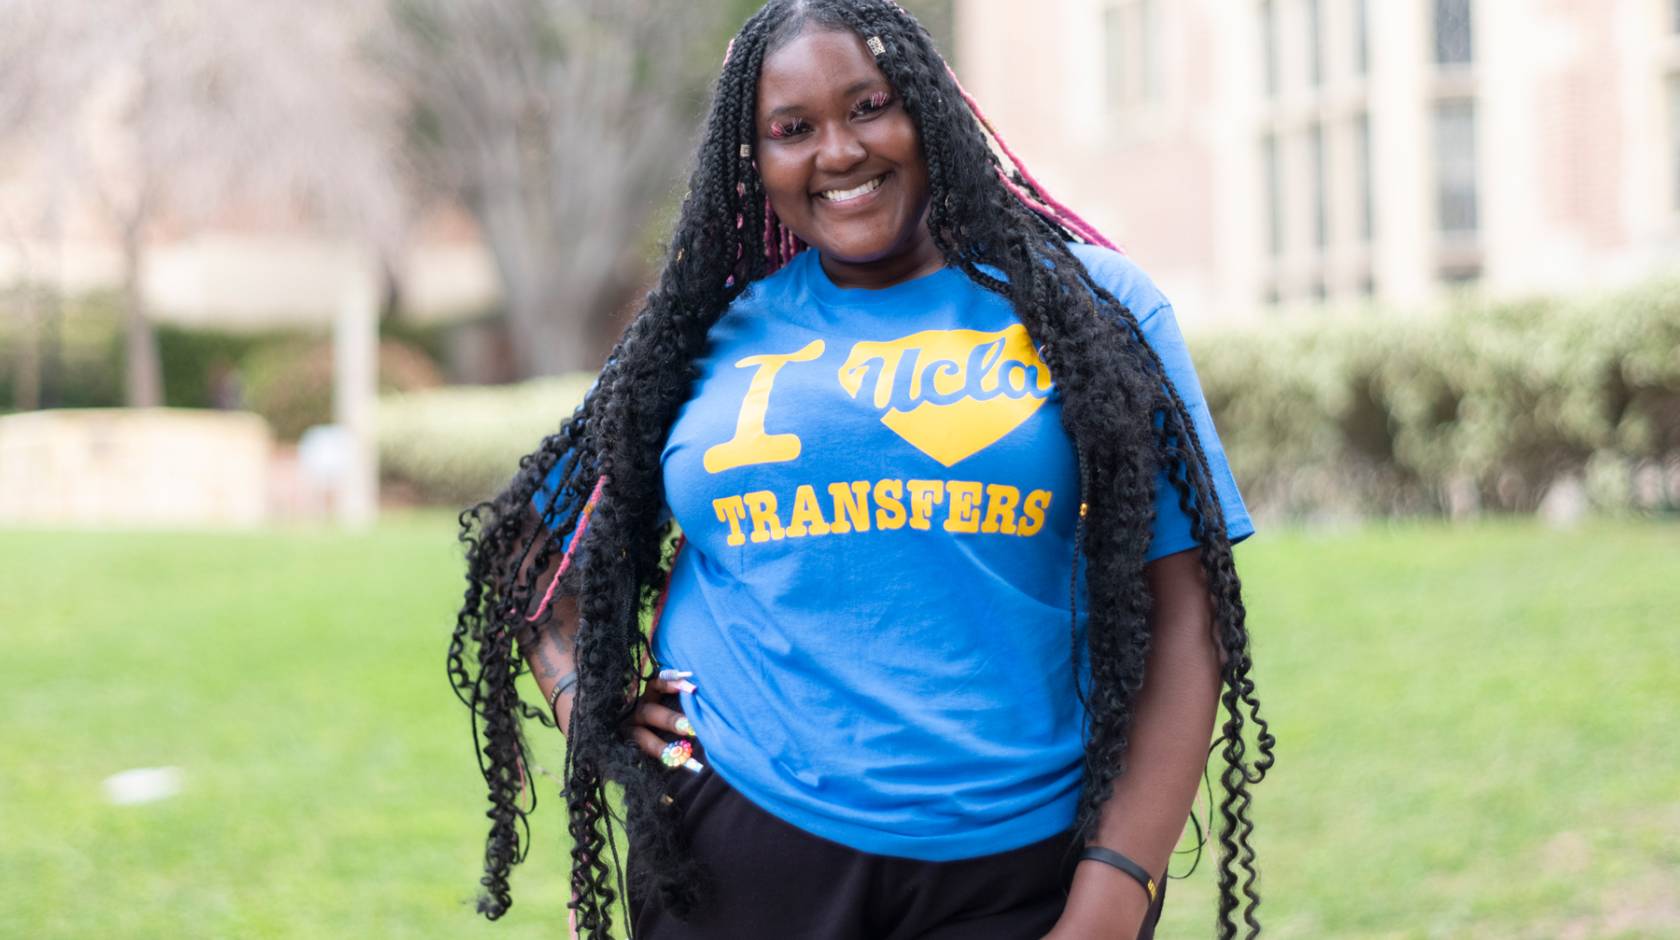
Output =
[
  {"x1": 547, "y1": 670, "x2": 579, "y2": 716},
  {"x1": 1079, "y1": 845, "x2": 1157, "y2": 903}
]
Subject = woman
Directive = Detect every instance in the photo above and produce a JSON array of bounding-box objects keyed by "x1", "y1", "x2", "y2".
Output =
[{"x1": 449, "y1": 2, "x2": 1273, "y2": 938}]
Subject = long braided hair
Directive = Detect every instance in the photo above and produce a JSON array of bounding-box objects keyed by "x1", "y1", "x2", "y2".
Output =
[{"x1": 448, "y1": 2, "x2": 1274, "y2": 936}]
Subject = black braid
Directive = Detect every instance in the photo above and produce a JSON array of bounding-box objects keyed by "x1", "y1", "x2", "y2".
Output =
[{"x1": 448, "y1": 2, "x2": 1273, "y2": 936}]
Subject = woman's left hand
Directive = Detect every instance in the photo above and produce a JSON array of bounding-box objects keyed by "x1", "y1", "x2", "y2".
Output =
[{"x1": 622, "y1": 672, "x2": 697, "y2": 763}]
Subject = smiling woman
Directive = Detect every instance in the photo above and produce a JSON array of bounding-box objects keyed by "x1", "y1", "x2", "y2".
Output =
[{"x1": 448, "y1": 3, "x2": 1273, "y2": 939}]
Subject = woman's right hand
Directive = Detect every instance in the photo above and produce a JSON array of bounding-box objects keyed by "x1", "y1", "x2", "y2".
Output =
[{"x1": 623, "y1": 670, "x2": 698, "y2": 762}]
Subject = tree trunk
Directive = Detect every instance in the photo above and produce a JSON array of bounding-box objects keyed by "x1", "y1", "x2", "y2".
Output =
[
  {"x1": 120, "y1": 221, "x2": 163, "y2": 408},
  {"x1": 476, "y1": 190, "x2": 620, "y2": 378},
  {"x1": 10, "y1": 284, "x2": 41, "y2": 411},
  {"x1": 500, "y1": 272, "x2": 599, "y2": 377}
]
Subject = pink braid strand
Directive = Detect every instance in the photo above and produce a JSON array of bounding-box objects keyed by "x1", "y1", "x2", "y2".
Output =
[
  {"x1": 527, "y1": 476, "x2": 607, "y2": 623},
  {"x1": 944, "y1": 65, "x2": 1122, "y2": 253}
]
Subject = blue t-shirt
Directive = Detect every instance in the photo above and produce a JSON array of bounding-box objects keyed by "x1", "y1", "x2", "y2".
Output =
[{"x1": 542, "y1": 244, "x2": 1252, "y2": 860}]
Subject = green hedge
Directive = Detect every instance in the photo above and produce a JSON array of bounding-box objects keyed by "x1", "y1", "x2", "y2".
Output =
[
  {"x1": 243, "y1": 338, "x2": 444, "y2": 441},
  {"x1": 1192, "y1": 280, "x2": 1680, "y2": 519},
  {"x1": 378, "y1": 374, "x2": 597, "y2": 505},
  {"x1": 1, "y1": 291, "x2": 448, "y2": 441},
  {"x1": 378, "y1": 281, "x2": 1680, "y2": 517}
]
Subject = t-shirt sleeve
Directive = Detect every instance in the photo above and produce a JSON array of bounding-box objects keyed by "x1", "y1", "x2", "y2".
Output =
[
  {"x1": 1136, "y1": 302, "x2": 1255, "y2": 561},
  {"x1": 1069, "y1": 244, "x2": 1253, "y2": 561}
]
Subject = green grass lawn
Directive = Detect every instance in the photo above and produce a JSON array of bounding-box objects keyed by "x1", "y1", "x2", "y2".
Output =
[{"x1": 2, "y1": 515, "x2": 1676, "y2": 939}]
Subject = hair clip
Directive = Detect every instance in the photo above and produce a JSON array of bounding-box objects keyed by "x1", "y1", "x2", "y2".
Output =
[
  {"x1": 740, "y1": 144, "x2": 752, "y2": 159},
  {"x1": 867, "y1": 36, "x2": 886, "y2": 57}
]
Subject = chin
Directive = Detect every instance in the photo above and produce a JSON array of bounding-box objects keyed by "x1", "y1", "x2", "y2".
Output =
[
  {"x1": 819, "y1": 241, "x2": 894, "y2": 264},
  {"x1": 812, "y1": 225, "x2": 913, "y2": 264}
]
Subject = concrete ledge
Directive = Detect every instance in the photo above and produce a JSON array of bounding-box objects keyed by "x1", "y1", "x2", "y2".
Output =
[{"x1": 0, "y1": 409, "x2": 272, "y2": 528}]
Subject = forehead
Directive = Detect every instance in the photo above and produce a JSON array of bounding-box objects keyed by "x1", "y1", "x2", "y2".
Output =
[{"x1": 757, "y1": 26, "x2": 889, "y2": 111}]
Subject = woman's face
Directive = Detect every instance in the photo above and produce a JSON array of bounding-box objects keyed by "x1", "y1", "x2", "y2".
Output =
[{"x1": 754, "y1": 26, "x2": 940, "y2": 288}]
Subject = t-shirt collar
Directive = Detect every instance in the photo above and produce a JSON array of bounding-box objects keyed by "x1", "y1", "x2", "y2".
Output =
[{"x1": 799, "y1": 248, "x2": 959, "y2": 307}]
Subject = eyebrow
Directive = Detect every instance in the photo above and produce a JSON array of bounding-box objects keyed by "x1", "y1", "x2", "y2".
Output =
[{"x1": 763, "y1": 79, "x2": 885, "y2": 120}]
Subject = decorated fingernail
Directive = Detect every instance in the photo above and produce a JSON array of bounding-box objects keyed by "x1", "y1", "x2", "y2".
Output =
[
  {"x1": 660, "y1": 739, "x2": 705, "y2": 774},
  {"x1": 674, "y1": 716, "x2": 695, "y2": 737},
  {"x1": 658, "y1": 669, "x2": 693, "y2": 681}
]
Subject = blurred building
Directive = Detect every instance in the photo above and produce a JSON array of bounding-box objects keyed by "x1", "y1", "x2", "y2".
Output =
[{"x1": 954, "y1": 0, "x2": 1680, "y2": 323}]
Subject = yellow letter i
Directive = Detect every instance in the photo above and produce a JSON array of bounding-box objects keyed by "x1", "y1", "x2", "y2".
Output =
[{"x1": 703, "y1": 340, "x2": 825, "y2": 473}]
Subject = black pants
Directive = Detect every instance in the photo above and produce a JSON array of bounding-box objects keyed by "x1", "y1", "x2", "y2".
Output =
[{"x1": 628, "y1": 756, "x2": 1166, "y2": 940}]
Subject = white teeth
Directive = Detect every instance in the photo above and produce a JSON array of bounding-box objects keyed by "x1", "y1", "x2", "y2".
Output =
[{"x1": 820, "y1": 176, "x2": 884, "y2": 202}]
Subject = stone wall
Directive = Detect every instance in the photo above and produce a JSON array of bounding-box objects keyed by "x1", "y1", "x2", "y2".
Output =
[{"x1": 0, "y1": 409, "x2": 271, "y2": 528}]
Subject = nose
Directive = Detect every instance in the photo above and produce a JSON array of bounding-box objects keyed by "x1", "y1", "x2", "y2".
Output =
[{"x1": 814, "y1": 123, "x2": 868, "y2": 176}]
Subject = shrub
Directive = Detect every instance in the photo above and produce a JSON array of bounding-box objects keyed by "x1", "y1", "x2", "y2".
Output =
[
  {"x1": 0, "y1": 290, "x2": 125, "y2": 411},
  {"x1": 1190, "y1": 280, "x2": 1680, "y2": 519},
  {"x1": 243, "y1": 338, "x2": 444, "y2": 441},
  {"x1": 0, "y1": 289, "x2": 450, "y2": 421},
  {"x1": 377, "y1": 374, "x2": 596, "y2": 505}
]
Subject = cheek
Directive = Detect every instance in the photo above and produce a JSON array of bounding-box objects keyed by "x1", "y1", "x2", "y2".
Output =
[
  {"x1": 877, "y1": 115, "x2": 924, "y2": 164},
  {"x1": 760, "y1": 175, "x2": 805, "y2": 220},
  {"x1": 868, "y1": 121, "x2": 928, "y2": 198}
]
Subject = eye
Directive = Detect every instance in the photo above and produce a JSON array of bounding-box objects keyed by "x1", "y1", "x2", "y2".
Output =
[
  {"x1": 852, "y1": 91, "x2": 894, "y2": 118},
  {"x1": 768, "y1": 117, "x2": 811, "y2": 140}
]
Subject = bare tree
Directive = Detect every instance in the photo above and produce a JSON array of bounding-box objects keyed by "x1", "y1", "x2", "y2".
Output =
[
  {"x1": 0, "y1": 1, "x2": 82, "y2": 411},
  {"x1": 1, "y1": 0, "x2": 406, "y2": 407},
  {"x1": 0, "y1": 2, "x2": 59, "y2": 135},
  {"x1": 381, "y1": 0, "x2": 728, "y2": 377}
]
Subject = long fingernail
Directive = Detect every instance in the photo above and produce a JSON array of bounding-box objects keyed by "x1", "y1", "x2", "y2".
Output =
[
  {"x1": 676, "y1": 680, "x2": 698, "y2": 694},
  {"x1": 674, "y1": 716, "x2": 694, "y2": 737},
  {"x1": 658, "y1": 668, "x2": 694, "y2": 681}
]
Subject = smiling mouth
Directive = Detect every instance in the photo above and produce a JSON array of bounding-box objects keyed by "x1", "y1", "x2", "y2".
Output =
[{"x1": 818, "y1": 174, "x2": 887, "y2": 203}]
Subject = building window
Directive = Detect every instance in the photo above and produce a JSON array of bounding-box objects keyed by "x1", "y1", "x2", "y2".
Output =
[
  {"x1": 1435, "y1": 0, "x2": 1473, "y2": 66},
  {"x1": 1309, "y1": 122, "x2": 1328, "y2": 249},
  {"x1": 1104, "y1": 0, "x2": 1160, "y2": 113},
  {"x1": 1434, "y1": 98, "x2": 1479, "y2": 236},
  {"x1": 1355, "y1": 112, "x2": 1374, "y2": 242},
  {"x1": 1261, "y1": 0, "x2": 1279, "y2": 96},
  {"x1": 1353, "y1": 0, "x2": 1369, "y2": 75},
  {"x1": 1306, "y1": 0, "x2": 1324, "y2": 86},
  {"x1": 1262, "y1": 131, "x2": 1283, "y2": 256}
]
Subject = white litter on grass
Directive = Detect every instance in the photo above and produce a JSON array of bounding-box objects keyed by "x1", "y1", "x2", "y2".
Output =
[{"x1": 103, "y1": 767, "x2": 183, "y2": 806}]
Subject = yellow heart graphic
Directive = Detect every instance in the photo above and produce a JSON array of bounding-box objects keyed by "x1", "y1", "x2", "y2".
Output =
[{"x1": 837, "y1": 325, "x2": 1053, "y2": 467}]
